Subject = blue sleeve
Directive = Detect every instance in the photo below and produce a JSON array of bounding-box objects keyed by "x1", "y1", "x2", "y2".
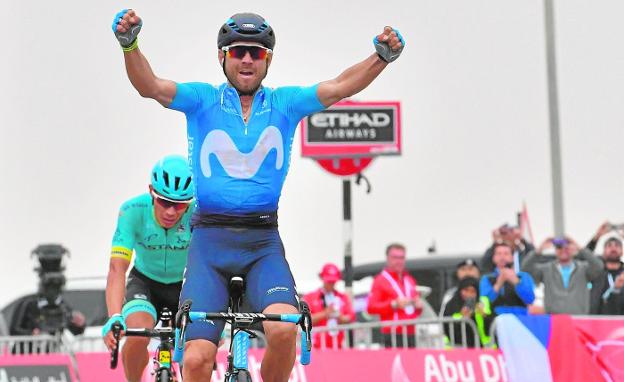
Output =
[
  {"x1": 480, "y1": 275, "x2": 499, "y2": 303},
  {"x1": 168, "y1": 82, "x2": 217, "y2": 114},
  {"x1": 274, "y1": 84, "x2": 325, "y2": 124},
  {"x1": 515, "y1": 272, "x2": 536, "y2": 304}
]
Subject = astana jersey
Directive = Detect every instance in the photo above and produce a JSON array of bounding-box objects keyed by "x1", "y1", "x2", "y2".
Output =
[{"x1": 110, "y1": 193, "x2": 193, "y2": 284}]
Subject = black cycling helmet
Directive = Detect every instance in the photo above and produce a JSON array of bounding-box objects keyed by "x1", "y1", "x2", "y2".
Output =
[{"x1": 217, "y1": 13, "x2": 275, "y2": 50}]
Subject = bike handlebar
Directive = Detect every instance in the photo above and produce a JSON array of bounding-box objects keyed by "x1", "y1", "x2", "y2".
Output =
[
  {"x1": 173, "y1": 299, "x2": 313, "y2": 365},
  {"x1": 109, "y1": 325, "x2": 176, "y2": 369}
]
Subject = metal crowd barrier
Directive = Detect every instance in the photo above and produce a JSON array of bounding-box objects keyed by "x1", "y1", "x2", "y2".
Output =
[
  {"x1": 0, "y1": 334, "x2": 64, "y2": 355},
  {"x1": 0, "y1": 316, "x2": 478, "y2": 355}
]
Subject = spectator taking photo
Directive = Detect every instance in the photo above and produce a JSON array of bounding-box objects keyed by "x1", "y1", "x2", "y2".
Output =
[{"x1": 522, "y1": 236, "x2": 602, "y2": 314}]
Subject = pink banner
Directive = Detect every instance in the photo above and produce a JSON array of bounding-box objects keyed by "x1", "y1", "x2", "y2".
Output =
[
  {"x1": 0, "y1": 354, "x2": 77, "y2": 381},
  {"x1": 75, "y1": 348, "x2": 507, "y2": 382},
  {"x1": 572, "y1": 318, "x2": 624, "y2": 382}
]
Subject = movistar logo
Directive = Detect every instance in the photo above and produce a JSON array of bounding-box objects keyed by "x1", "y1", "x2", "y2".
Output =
[
  {"x1": 266, "y1": 286, "x2": 289, "y2": 295},
  {"x1": 200, "y1": 126, "x2": 284, "y2": 179}
]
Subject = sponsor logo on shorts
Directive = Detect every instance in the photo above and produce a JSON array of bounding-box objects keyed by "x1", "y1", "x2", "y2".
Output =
[
  {"x1": 266, "y1": 286, "x2": 289, "y2": 295},
  {"x1": 133, "y1": 294, "x2": 148, "y2": 300}
]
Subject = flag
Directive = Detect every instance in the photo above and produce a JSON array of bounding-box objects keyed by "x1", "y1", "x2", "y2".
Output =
[
  {"x1": 519, "y1": 202, "x2": 534, "y2": 244},
  {"x1": 496, "y1": 314, "x2": 605, "y2": 382}
]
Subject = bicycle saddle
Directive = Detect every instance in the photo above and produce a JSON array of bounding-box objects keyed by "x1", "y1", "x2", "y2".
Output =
[{"x1": 229, "y1": 276, "x2": 245, "y2": 312}]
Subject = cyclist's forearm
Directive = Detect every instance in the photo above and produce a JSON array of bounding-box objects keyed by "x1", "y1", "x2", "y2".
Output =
[
  {"x1": 123, "y1": 49, "x2": 175, "y2": 105},
  {"x1": 105, "y1": 267, "x2": 127, "y2": 316}
]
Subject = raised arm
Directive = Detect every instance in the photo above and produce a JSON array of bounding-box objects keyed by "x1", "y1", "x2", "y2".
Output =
[
  {"x1": 317, "y1": 27, "x2": 404, "y2": 107},
  {"x1": 575, "y1": 247, "x2": 604, "y2": 281},
  {"x1": 112, "y1": 9, "x2": 177, "y2": 106}
]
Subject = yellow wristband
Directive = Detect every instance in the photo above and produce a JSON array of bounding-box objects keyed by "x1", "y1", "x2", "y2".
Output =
[{"x1": 122, "y1": 38, "x2": 139, "y2": 52}]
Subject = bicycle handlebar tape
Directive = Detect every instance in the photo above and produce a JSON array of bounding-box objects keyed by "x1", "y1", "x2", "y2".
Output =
[
  {"x1": 280, "y1": 314, "x2": 301, "y2": 324},
  {"x1": 373, "y1": 29, "x2": 405, "y2": 63},
  {"x1": 189, "y1": 312, "x2": 205, "y2": 321},
  {"x1": 300, "y1": 331, "x2": 311, "y2": 365},
  {"x1": 173, "y1": 328, "x2": 184, "y2": 363},
  {"x1": 233, "y1": 331, "x2": 251, "y2": 370},
  {"x1": 112, "y1": 9, "x2": 142, "y2": 50}
]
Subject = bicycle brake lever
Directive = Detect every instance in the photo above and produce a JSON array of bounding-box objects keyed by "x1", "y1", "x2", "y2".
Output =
[
  {"x1": 110, "y1": 322, "x2": 122, "y2": 369},
  {"x1": 176, "y1": 299, "x2": 193, "y2": 327}
]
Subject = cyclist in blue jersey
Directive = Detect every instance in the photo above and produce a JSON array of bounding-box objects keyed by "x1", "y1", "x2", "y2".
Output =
[
  {"x1": 112, "y1": 9, "x2": 404, "y2": 382},
  {"x1": 102, "y1": 155, "x2": 193, "y2": 382}
]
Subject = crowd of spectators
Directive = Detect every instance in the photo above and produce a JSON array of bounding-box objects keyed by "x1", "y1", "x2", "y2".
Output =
[{"x1": 307, "y1": 221, "x2": 624, "y2": 349}]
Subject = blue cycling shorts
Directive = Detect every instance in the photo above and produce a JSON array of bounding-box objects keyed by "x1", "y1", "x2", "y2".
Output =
[{"x1": 180, "y1": 227, "x2": 298, "y2": 345}]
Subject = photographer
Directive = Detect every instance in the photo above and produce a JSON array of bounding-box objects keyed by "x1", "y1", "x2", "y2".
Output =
[
  {"x1": 481, "y1": 223, "x2": 534, "y2": 274},
  {"x1": 10, "y1": 244, "x2": 85, "y2": 348},
  {"x1": 522, "y1": 236, "x2": 602, "y2": 314},
  {"x1": 480, "y1": 243, "x2": 535, "y2": 316},
  {"x1": 442, "y1": 277, "x2": 492, "y2": 348}
]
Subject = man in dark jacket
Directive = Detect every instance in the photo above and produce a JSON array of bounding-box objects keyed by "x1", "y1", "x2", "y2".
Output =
[
  {"x1": 586, "y1": 222, "x2": 624, "y2": 314},
  {"x1": 480, "y1": 243, "x2": 535, "y2": 316},
  {"x1": 603, "y1": 272, "x2": 624, "y2": 314}
]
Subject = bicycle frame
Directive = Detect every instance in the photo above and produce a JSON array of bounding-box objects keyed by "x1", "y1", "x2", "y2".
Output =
[{"x1": 110, "y1": 308, "x2": 179, "y2": 382}]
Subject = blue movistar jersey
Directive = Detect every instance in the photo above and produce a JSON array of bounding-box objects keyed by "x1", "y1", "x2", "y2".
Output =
[{"x1": 168, "y1": 83, "x2": 325, "y2": 215}]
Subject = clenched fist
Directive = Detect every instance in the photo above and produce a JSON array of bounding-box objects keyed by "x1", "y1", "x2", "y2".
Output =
[
  {"x1": 374, "y1": 26, "x2": 405, "y2": 63},
  {"x1": 112, "y1": 9, "x2": 143, "y2": 48}
]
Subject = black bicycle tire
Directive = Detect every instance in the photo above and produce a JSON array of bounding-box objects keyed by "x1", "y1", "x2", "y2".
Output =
[
  {"x1": 231, "y1": 369, "x2": 252, "y2": 382},
  {"x1": 158, "y1": 368, "x2": 172, "y2": 382}
]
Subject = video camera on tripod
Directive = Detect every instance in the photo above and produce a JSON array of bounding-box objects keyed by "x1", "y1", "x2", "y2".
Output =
[{"x1": 31, "y1": 244, "x2": 71, "y2": 334}]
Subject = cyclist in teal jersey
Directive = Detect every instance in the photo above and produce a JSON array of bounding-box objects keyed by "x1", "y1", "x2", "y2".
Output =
[
  {"x1": 102, "y1": 155, "x2": 193, "y2": 382},
  {"x1": 112, "y1": 9, "x2": 404, "y2": 382}
]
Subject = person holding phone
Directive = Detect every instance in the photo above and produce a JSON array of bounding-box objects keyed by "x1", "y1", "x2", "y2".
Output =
[
  {"x1": 481, "y1": 223, "x2": 535, "y2": 274},
  {"x1": 442, "y1": 277, "x2": 492, "y2": 348},
  {"x1": 522, "y1": 236, "x2": 602, "y2": 314},
  {"x1": 480, "y1": 243, "x2": 535, "y2": 316}
]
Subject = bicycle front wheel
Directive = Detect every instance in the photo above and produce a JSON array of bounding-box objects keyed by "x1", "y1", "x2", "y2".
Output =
[{"x1": 229, "y1": 369, "x2": 252, "y2": 382}]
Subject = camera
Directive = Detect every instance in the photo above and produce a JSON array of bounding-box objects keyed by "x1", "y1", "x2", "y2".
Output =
[
  {"x1": 610, "y1": 223, "x2": 624, "y2": 231},
  {"x1": 31, "y1": 244, "x2": 70, "y2": 334}
]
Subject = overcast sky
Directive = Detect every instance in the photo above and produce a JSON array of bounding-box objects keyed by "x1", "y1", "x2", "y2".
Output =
[{"x1": 1, "y1": 0, "x2": 623, "y2": 306}]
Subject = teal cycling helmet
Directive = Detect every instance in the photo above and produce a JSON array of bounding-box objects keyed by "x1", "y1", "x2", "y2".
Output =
[{"x1": 150, "y1": 155, "x2": 194, "y2": 202}]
